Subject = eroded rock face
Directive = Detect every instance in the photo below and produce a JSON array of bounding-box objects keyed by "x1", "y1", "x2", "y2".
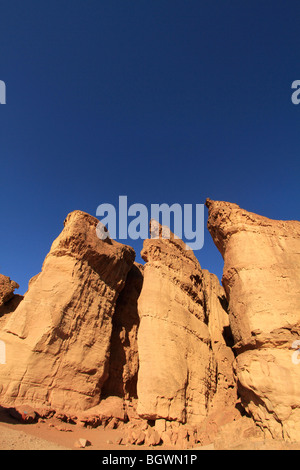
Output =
[
  {"x1": 0, "y1": 211, "x2": 135, "y2": 414},
  {"x1": 0, "y1": 275, "x2": 19, "y2": 310},
  {"x1": 206, "y1": 198, "x2": 300, "y2": 440},
  {"x1": 0, "y1": 275, "x2": 22, "y2": 325},
  {"x1": 102, "y1": 263, "x2": 143, "y2": 400},
  {"x1": 136, "y1": 221, "x2": 237, "y2": 426},
  {"x1": 202, "y1": 270, "x2": 237, "y2": 413}
]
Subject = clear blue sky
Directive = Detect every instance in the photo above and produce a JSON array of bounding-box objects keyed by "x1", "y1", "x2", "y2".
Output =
[{"x1": 1, "y1": 1, "x2": 299, "y2": 294}]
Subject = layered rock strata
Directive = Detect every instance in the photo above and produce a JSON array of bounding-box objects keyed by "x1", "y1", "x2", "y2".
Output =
[
  {"x1": 136, "y1": 221, "x2": 237, "y2": 426},
  {"x1": 206, "y1": 198, "x2": 300, "y2": 440},
  {"x1": 0, "y1": 211, "x2": 135, "y2": 414}
]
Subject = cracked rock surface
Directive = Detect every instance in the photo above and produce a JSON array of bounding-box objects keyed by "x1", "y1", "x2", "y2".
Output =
[
  {"x1": 136, "y1": 221, "x2": 237, "y2": 426},
  {"x1": 0, "y1": 211, "x2": 135, "y2": 414},
  {"x1": 206, "y1": 198, "x2": 300, "y2": 440}
]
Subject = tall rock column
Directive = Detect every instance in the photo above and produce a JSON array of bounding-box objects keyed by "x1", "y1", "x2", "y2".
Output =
[
  {"x1": 206, "y1": 198, "x2": 300, "y2": 440},
  {"x1": 136, "y1": 221, "x2": 236, "y2": 426},
  {"x1": 0, "y1": 211, "x2": 135, "y2": 414}
]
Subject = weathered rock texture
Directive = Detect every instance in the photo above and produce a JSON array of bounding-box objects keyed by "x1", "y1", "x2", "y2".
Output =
[
  {"x1": 102, "y1": 263, "x2": 143, "y2": 400},
  {"x1": 0, "y1": 211, "x2": 135, "y2": 414},
  {"x1": 0, "y1": 275, "x2": 19, "y2": 311},
  {"x1": 136, "y1": 221, "x2": 237, "y2": 426},
  {"x1": 206, "y1": 198, "x2": 300, "y2": 441},
  {"x1": 0, "y1": 275, "x2": 22, "y2": 325},
  {"x1": 202, "y1": 269, "x2": 236, "y2": 414},
  {"x1": 0, "y1": 274, "x2": 19, "y2": 308}
]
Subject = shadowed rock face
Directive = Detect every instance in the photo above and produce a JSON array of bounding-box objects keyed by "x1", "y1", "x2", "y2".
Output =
[
  {"x1": 202, "y1": 269, "x2": 236, "y2": 413},
  {"x1": 0, "y1": 211, "x2": 135, "y2": 414},
  {"x1": 136, "y1": 221, "x2": 237, "y2": 426},
  {"x1": 206, "y1": 198, "x2": 300, "y2": 440},
  {"x1": 102, "y1": 262, "x2": 144, "y2": 400}
]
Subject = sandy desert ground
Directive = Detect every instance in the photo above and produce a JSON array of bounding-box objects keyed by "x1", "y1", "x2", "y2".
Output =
[{"x1": 1, "y1": 406, "x2": 300, "y2": 451}]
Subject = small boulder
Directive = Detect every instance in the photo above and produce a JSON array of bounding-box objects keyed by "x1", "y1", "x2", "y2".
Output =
[
  {"x1": 74, "y1": 438, "x2": 91, "y2": 448},
  {"x1": 145, "y1": 428, "x2": 161, "y2": 446},
  {"x1": 9, "y1": 405, "x2": 36, "y2": 424}
]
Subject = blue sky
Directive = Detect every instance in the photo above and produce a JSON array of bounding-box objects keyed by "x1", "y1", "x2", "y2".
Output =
[{"x1": 0, "y1": 1, "x2": 299, "y2": 294}]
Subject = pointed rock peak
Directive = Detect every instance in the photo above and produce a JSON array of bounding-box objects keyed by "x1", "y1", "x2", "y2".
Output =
[
  {"x1": 149, "y1": 218, "x2": 179, "y2": 241},
  {"x1": 48, "y1": 209, "x2": 136, "y2": 270},
  {"x1": 64, "y1": 209, "x2": 98, "y2": 225},
  {"x1": 142, "y1": 219, "x2": 199, "y2": 266}
]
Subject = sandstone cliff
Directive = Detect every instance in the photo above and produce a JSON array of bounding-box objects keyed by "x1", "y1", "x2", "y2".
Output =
[
  {"x1": 136, "y1": 220, "x2": 237, "y2": 427},
  {"x1": 1, "y1": 200, "x2": 299, "y2": 448},
  {"x1": 0, "y1": 211, "x2": 240, "y2": 446},
  {"x1": 0, "y1": 211, "x2": 135, "y2": 414},
  {"x1": 102, "y1": 262, "x2": 143, "y2": 400},
  {"x1": 206, "y1": 198, "x2": 300, "y2": 441}
]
